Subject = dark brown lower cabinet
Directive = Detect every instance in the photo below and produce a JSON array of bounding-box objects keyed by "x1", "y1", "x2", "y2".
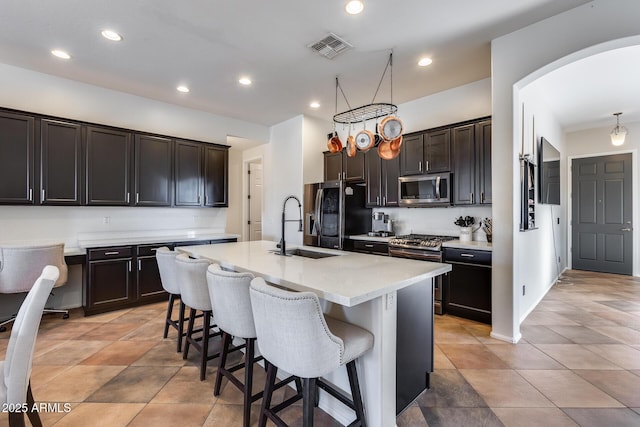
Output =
[
  {"x1": 443, "y1": 248, "x2": 492, "y2": 324},
  {"x1": 84, "y1": 238, "x2": 237, "y2": 315}
]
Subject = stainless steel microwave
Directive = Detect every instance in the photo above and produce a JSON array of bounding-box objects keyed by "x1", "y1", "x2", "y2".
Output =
[{"x1": 398, "y1": 173, "x2": 451, "y2": 206}]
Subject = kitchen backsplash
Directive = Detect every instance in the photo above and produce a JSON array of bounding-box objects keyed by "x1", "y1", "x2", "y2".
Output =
[{"x1": 373, "y1": 206, "x2": 492, "y2": 240}]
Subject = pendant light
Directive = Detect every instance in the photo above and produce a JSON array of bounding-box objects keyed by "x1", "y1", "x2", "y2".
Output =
[{"x1": 610, "y1": 112, "x2": 628, "y2": 146}]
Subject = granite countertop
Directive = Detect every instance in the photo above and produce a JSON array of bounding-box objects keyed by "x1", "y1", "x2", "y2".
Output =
[
  {"x1": 177, "y1": 240, "x2": 451, "y2": 307},
  {"x1": 347, "y1": 234, "x2": 393, "y2": 243},
  {"x1": 442, "y1": 240, "x2": 492, "y2": 251}
]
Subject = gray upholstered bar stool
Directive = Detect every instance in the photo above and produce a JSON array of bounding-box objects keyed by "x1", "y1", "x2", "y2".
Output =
[
  {"x1": 250, "y1": 277, "x2": 374, "y2": 427},
  {"x1": 156, "y1": 247, "x2": 190, "y2": 353},
  {"x1": 206, "y1": 266, "x2": 260, "y2": 427},
  {"x1": 174, "y1": 253, "x2": 220, "y2": 381}
]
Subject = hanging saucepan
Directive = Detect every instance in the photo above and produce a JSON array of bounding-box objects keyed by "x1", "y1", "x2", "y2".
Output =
[
  {"x1": 355, "y1": 128, "x2": 375, "y2": 152},
  {"x1": 346, "y1": 124, "x2": 356, "y2": 158},
  {"x1": 327, "y1": 131, "x2": 342, "y2": 153},
  {"x1": 378, "y1": 116, "x2": 404, "y2": 142},
  {"x1": 378, "y1": 136, "x2": 401, "y2": 160},
  {"x1": 389, "y1": 134, "x2": 403, "y2": 151}
]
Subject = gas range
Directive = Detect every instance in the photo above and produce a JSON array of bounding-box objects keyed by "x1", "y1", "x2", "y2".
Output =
[{"x1": 388, "y1": 234, "x2": 457, "y2": 252}]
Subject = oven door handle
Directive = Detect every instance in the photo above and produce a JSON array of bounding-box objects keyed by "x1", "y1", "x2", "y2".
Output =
[{"x1": 389, "y1": 247, "x2": 442, "y2": 262}]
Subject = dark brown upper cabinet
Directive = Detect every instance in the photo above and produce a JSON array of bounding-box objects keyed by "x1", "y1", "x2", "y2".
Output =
[
  {"x1": 204, "y1": 145, "x2": 228, "y2": 207},
  {"x1": 365, "y1": 150, "x2": 400, "y2": 207},
  {"x1": 452, "y1": 119, "x2": 492, "y2": 205},
  {"x1": 323, "y1": 149, "x2": 365, "y2": 182},
  {"x1": 85, "y1": 126, "x2": 132, "y2": 206},
  {"x1": 174, "y1": 140, "x2": 203, "y2": 207},
  {"x1": 400, "y1": 130, "x2": 451, "y2": 176},
  {"x1": 134, "y1": 134, "x2": 172, "y2": 207},
  {"x1": 40, "y1": 119, "x2": 83, "y2": 205},
  {"x1": 0, "y1": 111, "x2": 34, "y2": 204}
]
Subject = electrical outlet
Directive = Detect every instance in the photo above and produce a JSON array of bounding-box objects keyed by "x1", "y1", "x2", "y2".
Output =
[
  {"x1": 522, "y1": 285, "x2": 526, "y2": 296},
  {"x1": 557, "y1": 217, "x2": 560, "y2": 225},
  {"x1": 558, "y1": 256, "x2": 561, "y2": 263}
]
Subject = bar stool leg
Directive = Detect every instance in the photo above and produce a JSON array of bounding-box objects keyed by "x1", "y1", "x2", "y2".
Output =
[
  {"x1": 302, "y1": 377, "x2": 316, "y2": 427},
  {"x1": 163, "y1": 293, "x2": 175, "y2": 339},
  {"x1": 200, "y1": 311, "x2": 211, "y2": 381},
  {"x1": 177, "y1": 301, "x2": 186, "y2": 353},
  {"x1": 214, "y1": 331, "x2": 232, "y2": 396},
  {"x1": 259, "y1": 362, "x2": 278, "y2": 427},
  {"x1": 346, "y1": 360, "x2": 366, "y2": 427},
  {"x1": 243, "y1": 338, "x2": 255, "y2": 427},
  {"x1": 183, "y1": 308, "x2": 196, "y2": 360}
]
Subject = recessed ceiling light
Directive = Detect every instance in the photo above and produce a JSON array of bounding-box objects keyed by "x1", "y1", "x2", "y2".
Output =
[
  {"x1": 345, "y1": 0, "x2": 364, "y2": 15},
  {"x1": 51, "y1": 49, "x2": 71, "y2": 60},
  {"x1": 310, "y1": 101, "x2": 320, "y2": 109},
  {"x1": 101, "y1": 29, "x2": 122, "y2": 41},
  {"x1": 176, "y1": 85, "x2": 190, "y2": 93},
  {"x1": 239, "y1": 77, "x2": 252, "y2": 86},
  {"x1": 418, "y1": 57, "x2": 433, "y2": 67}
]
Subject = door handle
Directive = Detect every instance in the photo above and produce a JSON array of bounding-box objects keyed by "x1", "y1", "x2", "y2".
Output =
[{"x1": 621, "y1": 228, "x2": 632, "y2": 231}]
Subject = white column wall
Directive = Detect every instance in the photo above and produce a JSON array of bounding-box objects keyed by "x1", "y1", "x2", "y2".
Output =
[{"x1": 491, "y1": 0, "x2": 640, "y2": 341}]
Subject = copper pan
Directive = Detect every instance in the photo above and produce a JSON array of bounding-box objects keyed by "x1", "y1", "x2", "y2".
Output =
[
  {"x1": 346, "y1": 134, "x2": 356, "y2": 157},
  {"x1": 327, "y1": 132, "x2": 342, "y2": 153},
  {"x1": 378, "y1": 116, "x2": 404, "y2": 141},
  {"x1": 389, "y1": 134, "x2": 403, "y2": 151},
  {"x1": 378, "y1": 137, "x2": 401, "y2": 160},
  {"x1": 354, "y1": 129, "x2": 375, "y2": 152}
]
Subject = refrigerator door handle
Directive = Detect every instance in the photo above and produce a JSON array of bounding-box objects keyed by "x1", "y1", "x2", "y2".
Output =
[{"x1": 314, "y1": 188, "x2": 323, "y2": 235}]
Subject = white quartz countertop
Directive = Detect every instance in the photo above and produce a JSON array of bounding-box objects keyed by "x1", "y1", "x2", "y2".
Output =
[
  {"x1": 347, "y1": 234, "x2": 393, "y2": 243},
  {"x1": 77, "y1": 229, "x2": 239, "y2": 249},
  {"x1": 177, "y1": 240, "x2": 451, "y2": 307},
  {"x1": 442, "y1": 240, "x2": 492, "y2": 251}
]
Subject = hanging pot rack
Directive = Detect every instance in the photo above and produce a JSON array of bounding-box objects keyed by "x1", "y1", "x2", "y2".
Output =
[{"x1": 332, "y1": 52, "x2": 398, "y2": 125}]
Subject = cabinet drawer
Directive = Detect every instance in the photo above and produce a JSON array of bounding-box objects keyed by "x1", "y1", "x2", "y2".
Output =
[
  {"x1": 352, "y1": 240, "x2": 389, "y2": 255},
  {"x1": 443, "y1": 248, "x2": 491, "y2": 266},
  {"x1": 88, "y1": 246, "x2": 133, "y2": 261},
  {"x1": 137, "y1": 243, "x2": 172, "y2": 257}
]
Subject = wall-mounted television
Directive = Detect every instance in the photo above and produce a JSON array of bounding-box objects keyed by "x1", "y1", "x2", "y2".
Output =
[{"x1": 538, "y1": 137, "x2": 560, "y2": 205}]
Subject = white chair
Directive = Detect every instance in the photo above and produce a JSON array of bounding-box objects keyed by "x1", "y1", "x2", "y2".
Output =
[
  {"x1": 249, "y1": 277, "x2": 374, "y2": 427},
  {"x1": 0, "y1": 244, "x2": 69, "y2": 332},
  {"x1": 156, "y1": 247, "x2": 188, "y2": 353},
  {"x1": 174, "y1": 253, "x2": 220, "y2": 381},
  {"x1": 1, "y1": 265, "x2": 58, "y2": 427}
]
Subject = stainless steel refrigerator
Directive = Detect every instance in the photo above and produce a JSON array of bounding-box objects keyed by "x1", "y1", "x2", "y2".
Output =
[{"x1": 303, "y1": 181, "x2": 371, "y2": 249}]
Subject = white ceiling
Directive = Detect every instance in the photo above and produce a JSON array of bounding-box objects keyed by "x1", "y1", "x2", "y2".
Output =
[{"x1": 0, "y1": 0, "x2": 591, "y2": 128}]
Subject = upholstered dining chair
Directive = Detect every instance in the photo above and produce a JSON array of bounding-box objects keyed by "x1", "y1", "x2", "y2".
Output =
[
  {"x1": 0, "y1": 243, "x2": 69, "y2": 332},
  {"x1": 1, "y1": 265, "x2": 58, "y2": 427},
  {"x1": 250, "y1": 277, "x2": 374, "y2": 427}
]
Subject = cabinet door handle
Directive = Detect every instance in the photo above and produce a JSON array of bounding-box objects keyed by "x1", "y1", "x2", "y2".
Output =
[
  {"x1": 136, "y1": 193, "x2": 139, "y2": 204},
  {"x1": 204, "y1": 195, "x2": 208, "y2": 205},
  {"x1": 343, "y1": 171, "x2": 346, "y2": 180},
  {"x1": 426, "y1": 160, "x2": 429, "y2": 171},
  {"x1": 138, "y1": 260, "x2": 142, "y2": 270},
  {"x1": 29, "y1": 189, "x2": 32, "y2": 200},
  {"x1": 126, "y1": 192, "x2": 130, "y2": 203},
  {"x1": 382, "y1": 196, "x2": 386, "y2": 205},
  {"x1": 376, "y1": 196, "x2": 380, "y2": 205},
  {"x1": 364, "y1": 244, "x2": 374, "y2": 248},
  {"x1": 41, "y1": 189, "x2": 45, "y2": 201},
  {"x1": 128, "y1": 261, "x2": 132, "y2": 272},
  {"x1": 338, "y1": 173, "x2": 341, "y2": 180},
  {"x1": 460, "y1": 253, "x2": 475, "y2": 258},
  {"x1": 197, "y1": 195, "x2": 201, "y2": 204},
  {"x1": 621, "y1": 228, "x2": 632, "y2": 231},
  {"x1": 418, "y1": 161, "x2": 422, "y2": 172},
  {"x1": 470, "y1": 193, "x2": 474, "y2": 204},
  {"x1": 481, "y1": 192, "x2": 484, "y2": 203},
  {"x1": 104, "y1": 251, "x2": 120, "y2": 255}
]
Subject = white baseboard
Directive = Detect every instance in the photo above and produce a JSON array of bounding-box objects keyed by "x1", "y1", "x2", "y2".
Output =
[{"x1": 490, "y1": 330, "x2": 522, "y2": 343}]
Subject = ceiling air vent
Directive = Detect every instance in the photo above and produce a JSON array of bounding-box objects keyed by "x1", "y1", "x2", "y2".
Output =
[{"x1": 308, "y1": 33, "x2": 352, "y2": 59}]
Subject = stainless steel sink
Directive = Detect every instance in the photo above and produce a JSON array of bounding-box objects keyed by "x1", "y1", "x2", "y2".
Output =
[{"x1": 271, "y1": 248, "x2": 338, "y2": 259}]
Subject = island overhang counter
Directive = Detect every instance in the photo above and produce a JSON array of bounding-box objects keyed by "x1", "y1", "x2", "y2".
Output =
[{"x1": 177, "y1": 240, "x2": 451, "y2": 427}]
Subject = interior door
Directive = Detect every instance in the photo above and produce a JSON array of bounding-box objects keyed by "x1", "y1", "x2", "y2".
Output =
[
  {"x1": 572, "y1": 154, "x2": 632, "y2": 275},
  {"x1": 248, "y1": 162, "x2": 263, "y2": 241}
]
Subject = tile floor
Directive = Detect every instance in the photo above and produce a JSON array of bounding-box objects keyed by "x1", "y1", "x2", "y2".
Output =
[{"x1": 1, "y1": 269, "x2": 639, "y2": 426}]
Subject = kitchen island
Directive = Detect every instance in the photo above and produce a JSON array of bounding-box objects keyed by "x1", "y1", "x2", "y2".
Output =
[{"x1": 177, "y1": 240, "x2": 451, "y2": 427}]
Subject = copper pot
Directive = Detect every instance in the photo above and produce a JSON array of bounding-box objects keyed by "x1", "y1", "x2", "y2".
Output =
[
  {"x1": 346, "y1": 134, "x2": 356, "y2": 157},
  {"x1": 389, "y1": 134, "x2": 403, "y2": 151},
  {"x1": 327, "y1": 132, "x2": 342, "y2": 153},
  {"x1": 378, "y1": 116, "x2": 404, "y2": 141},
  {"x1": 354, "y1": 129, "x2": 375, "y2": 152},
  {"x1": 378, "y1": 137, "x2": 401, "y2": 160}
]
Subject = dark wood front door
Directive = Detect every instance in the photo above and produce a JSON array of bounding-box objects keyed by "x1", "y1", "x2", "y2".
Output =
[{"x1": 572, "y1": 154, "x2": 632, "y2": 275}]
